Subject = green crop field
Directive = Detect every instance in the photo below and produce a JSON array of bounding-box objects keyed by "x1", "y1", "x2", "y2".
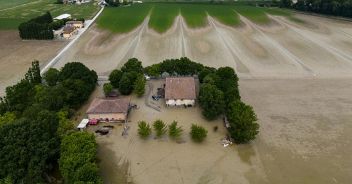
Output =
[
  {"x1": 233, "y1": 5, "x2": 270, "y2": 24},
  {"x1": 148, "y1": 3, "x2": 180, "y2": 33},
  {"x1": 97, "y1": 4, "x2": 152, "y2": 33},
  {"x1": 96, "y1": 3, "x2": 298, "y2": 33},
  {"x1": 205, "y1": 5, "x2": 240, "y2": 26},
  {"x1": 0, "y1": 0, "x2": 100, "y2": 30},
  {"x1": 0, "y1": 0, "x2": 34, "y2": 10}
]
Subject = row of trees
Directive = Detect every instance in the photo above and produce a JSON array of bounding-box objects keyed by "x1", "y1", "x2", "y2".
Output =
[
  {"x1": 0, "y1": 61, "x2": 100, "y2": 183},
  {"x1": 137, "y1": 120, "x2": 208, "y2": 142},
  {"x1": 108, "y1": 58, "x2": 146, "y2": 96},
  {"x1": 281, "y1": 0, "x2": 352, "y2": 18},
  {"x1": 18, "y1": 12, "x2": 54, "y2": 40}
]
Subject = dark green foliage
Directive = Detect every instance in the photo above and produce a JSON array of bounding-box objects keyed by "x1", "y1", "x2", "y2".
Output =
[
  {"x1": 190, "y1": 124, "x2": 208, "y2": 142},
  {"x1": 3, "y1": 79, "x2": 35, "y2": 113},
  {"x1": 291, "y1": 0, "x2": 352, "y2": 18},
  {"x1": 25, "y1": 61, "x2": 42, "y2": 84},
  {"x1": 119, "y1": 73, "x2": 133, "y2": 95},
  {"x1": 59, "y1": 62, "x2": 98, "y2": 86},
  {"x1": 105, "y1": 0, "x2": 121, "y2": 7},
  {"x1": 18, "y1": 12, "x2": 54, "y2": 40},
  {"x1": 153, "y1": 119, "x2": 167, "y2": 138},
  {"x1": 43, "y1": 68, "x2": 60, "y2": 86},
  {"x1": 121, "y1": 58, "x2": 143, "y2": 74},
  {"x1": 138, "y1": 121, "x2": 152, "y2": 139},
  {"x1": 134, "y1": 74, "x2": 146, "y2": 97},
  {"x1": 198, "y1": 83, "x2": 225, "y2": 120},
  {"x1": 49, "y1": 20, "x2": 65, "y2": 30},
  {"x1": 59, "y1": 132, "x2": 102, "y2": 184},
  {"x1": 168, "y1": 121, "x2": 183, "y2": 139},
  {"x1": 226, "y1": 100, "x2": 259, "y2": 144},
  {"x1": 103, "y1": 83, "x2": 113, "y2": 96},
  {"x1": 109, "y1": 69, "x2": 123, "y2": 88},
  {"x1": 215, "y1": 67, "x2": 240, "y2": 104},
  {"x1": 0, "y1": 110, "x2": 60, "y2": 183},
  {"x1": 0, "y1": 112, "x2": 15, "y2": 127},
  {"x1": 144, "y1": 57, "x2": 205, "y2": 77}
]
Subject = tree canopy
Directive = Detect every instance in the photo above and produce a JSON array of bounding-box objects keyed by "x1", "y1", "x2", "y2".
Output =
[
  {"x1": 226, "y1": 100, "x2": 259, "y2": 144},
  {"x1": 198, "y1": 83, "x2": 225, "y2": 120}
]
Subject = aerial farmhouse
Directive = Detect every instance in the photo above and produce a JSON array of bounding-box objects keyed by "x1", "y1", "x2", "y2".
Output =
[
  {"x1": 165, "y1": 77, "x2": 196, "y2": 107},
  {"x1": 87, "y1": 98, "x2": 130, "y2": 122},
  {"x1": 66, "y1": 21, "x2": 84, "y2": 28}
]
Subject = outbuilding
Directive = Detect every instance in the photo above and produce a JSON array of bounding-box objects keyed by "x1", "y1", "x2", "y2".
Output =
[
  {"x1": 66, "y1": 21, "x2": 84, "y2": 28},
  {"x1": 165, "y1": 77, "x2": 196, "y2": 107},
  {"x1": 62, "y1": 25, "x2": 77, "y2": 39},
  {"x1": 54, "y1": 14, "x2": 71, "y2": 20},
  {"x1": 87, "y1": 98, "x2": 131, "y2": 122}
]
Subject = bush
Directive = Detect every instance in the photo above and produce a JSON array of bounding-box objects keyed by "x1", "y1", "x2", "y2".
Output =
[
  {"x1": 103, "y1": 83, "x2": 113, "y2": 96},
  {"x1": 134, "y1": 74, "x2": 146, "y2": 97},
  {"x1": 121, "y1": 58, "x2": 143, "y2": 74},
  {"x1": 109, "y1": 69, "x2": 123, "y2": 88},
  {"x1": 190, "y1": 124, "x2": 208, "y2": 142},
  {"x1": 138, "y1": 121, "x2": 151, "y2": 139},
  {"x1": 168, "y1": 121, "x2": 183, "y2": 139},
  {"x1": 226, "y1": 100, "x2": 259, "y2": 144},
  {"x1": 43, "y1": 68, "x2": 60, "y2": 86},
  {"x1": 153, "y1": 119, "x2": 167, "y2": 138},
  {"x1": 198, "y1": 83, "x2": 225, "y2": 120},
  {"x1": 119, "y1": 73, "x2": 133, "y2": 95}
]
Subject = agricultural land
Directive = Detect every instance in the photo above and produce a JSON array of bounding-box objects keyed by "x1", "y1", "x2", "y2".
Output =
[{"x1": 1, "y1": 1, "x2": 352, "y2": 184}]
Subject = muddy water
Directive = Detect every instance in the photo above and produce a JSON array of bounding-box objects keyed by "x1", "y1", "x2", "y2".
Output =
[{"x1": 240, "y1": 79, "x2": 352, "y2": 184}]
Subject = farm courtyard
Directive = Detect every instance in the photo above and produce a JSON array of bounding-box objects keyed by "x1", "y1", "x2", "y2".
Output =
[{"x1": 1, "y1": 2, "x2": 352, "y2": 183}]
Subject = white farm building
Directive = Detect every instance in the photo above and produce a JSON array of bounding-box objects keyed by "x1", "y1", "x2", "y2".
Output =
[{"x1": 165, "y1": 77, "x2": 196, "y2": 107}]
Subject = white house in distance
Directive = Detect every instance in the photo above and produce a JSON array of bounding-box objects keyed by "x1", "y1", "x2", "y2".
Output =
[
  {"x1": 86, "y1": 98, "x2": 130, "y2": 122},
  {"x1": 165, "y1": 77, "x2": 196, "y2": 107}
]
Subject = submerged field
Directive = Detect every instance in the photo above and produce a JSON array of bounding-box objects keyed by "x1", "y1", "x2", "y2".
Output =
[
  {"x1": 97, "y1": 3, "x2": 299, "y2": 33},
  {"x1": 0, "y1": 0, "x2": 100, "y2": 29}
]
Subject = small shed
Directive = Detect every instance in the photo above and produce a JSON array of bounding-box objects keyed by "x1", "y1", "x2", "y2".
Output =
[{"x1": 77, "y1": 119, "x2": 89, "y2": 131}]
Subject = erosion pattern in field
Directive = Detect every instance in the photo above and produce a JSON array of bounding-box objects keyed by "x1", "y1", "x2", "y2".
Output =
[
  {"x1": 54, "y1": 12, "x2": 352, "y2": 78},
  {"x1": 47, "y1": 8, "x2": 352, "y2": 184}
]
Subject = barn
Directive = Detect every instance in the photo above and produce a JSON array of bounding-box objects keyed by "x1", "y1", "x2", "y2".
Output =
[
  {"x1": 165, "y1": 77, "x2": 196, "y2": 107},
  {"x1": 86, "y1": 98, "x2": 130, "y2": 122}
]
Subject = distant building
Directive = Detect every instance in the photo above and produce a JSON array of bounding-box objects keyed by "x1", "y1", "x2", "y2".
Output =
[
  {"x1": 86, "y1": 98, "x2": 131, "y2": 122},
  {"x1": 54, "y1": 13, "x2": 71, "y2": 20},
  {"x1": 62, "y1": 25, "x2": 77, "y2": 39},
  {"x1": 165, "y1": 77, "x2": 196, "y2": 107},
  {"x1": 66, "y1": 21, "x2": 84, "y2": 28}
]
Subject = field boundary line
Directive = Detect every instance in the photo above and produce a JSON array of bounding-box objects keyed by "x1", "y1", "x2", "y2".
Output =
[{"x1": 40, "y1": 5, "x2": 105, "y2": 75}]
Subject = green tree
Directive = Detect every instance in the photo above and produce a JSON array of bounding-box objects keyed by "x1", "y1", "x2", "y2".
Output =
[
  {"x1": 168, "y1": 121, "x2": 183, "y2": 139},
  {"x1": 226, "y1": 100, "x2": 259, "y2": 144},
  {"x1": 121, "y1": 58, "x2": 143, "y2": 73},
  {"x1": 134, "y1": 74, "x2": 146, "y2": 97},
  {"x1": 57, "y1": 110, "x2": 74, "y2": 138},
  {"x1": 0, "y1": 112, "x2": 15, "y2": 127},
  {"x1": 109, "y1": 69, "x2": 123, "y2": 88},
  {"x1": 198, "y1": 83, "x2": 225, "y2": 120},
  {"x1": 59, "y1": 62, "x2": 97, "y2": 90},
  {"x1": 190, "y1": 124, "x2": 208, "y2": 142},
  {"x1": 119, "y1": 73, "x2": 133, "y2": 95},
  {"x1": 153, "y1": 119, "x2": 167, "y2": 138},
  {"x1": 43, "y1": 68, "x2": 60, "y2": 86},
  {"x1": 103, "y1": 83, "x2": 113, "y2": 96},
  {"x1": 59, "y1": 132, "x2": 101, "y2": 183},
  {"x1": 25, "y1": 61, "x2": 42, "y2": 84},
  {"x1": 138, "y1": 121, "x2": 151, "y2": 139}
]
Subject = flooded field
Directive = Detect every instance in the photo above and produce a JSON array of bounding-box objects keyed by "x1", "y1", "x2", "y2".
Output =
[{"x1": 92, "y1": 78, "x2": 352, "y2": 184}]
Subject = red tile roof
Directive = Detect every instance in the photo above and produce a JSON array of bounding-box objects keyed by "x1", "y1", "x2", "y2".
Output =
[
  {"x1": 87, "y1": 98, "x2": 130, "y2": 114},
  {"x1": 165, "y1": 77, "x2": 196, "y2": 100}
]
